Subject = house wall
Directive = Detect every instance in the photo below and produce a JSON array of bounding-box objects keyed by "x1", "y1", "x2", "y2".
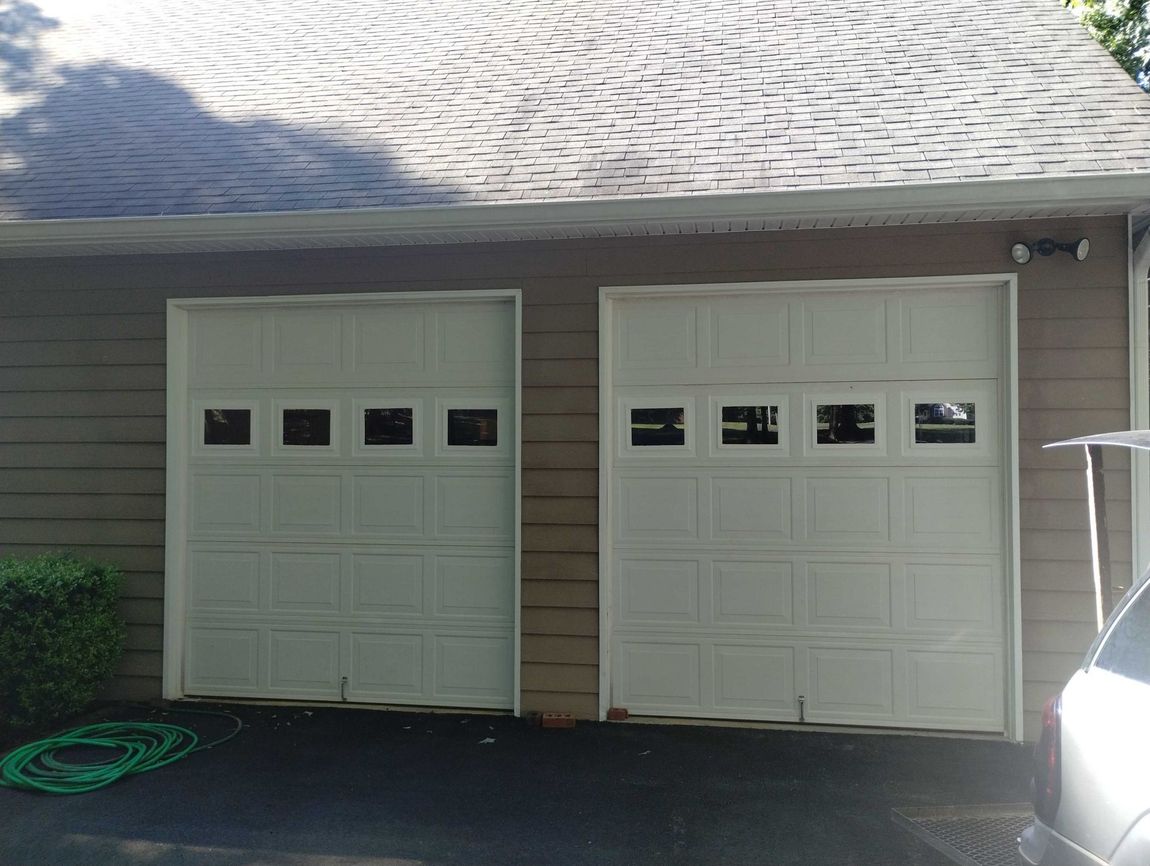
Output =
[{"x1": 0, "y1": 215, "x2": 1130, "y2": 740}]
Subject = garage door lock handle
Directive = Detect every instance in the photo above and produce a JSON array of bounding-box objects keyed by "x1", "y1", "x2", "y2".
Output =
[{"x1": 340, "y1": 676, "x2": 348, "y2": 702}]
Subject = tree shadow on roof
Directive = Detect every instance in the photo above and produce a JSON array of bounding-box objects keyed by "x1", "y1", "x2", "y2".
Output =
[{"x1": 0, "y1": 0, "x2": 462, "y2": 220}]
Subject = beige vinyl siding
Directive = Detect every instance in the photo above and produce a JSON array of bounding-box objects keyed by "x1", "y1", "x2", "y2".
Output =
[{"x1": 0, "y1": 215, "x2": 1130, "y2": 735}]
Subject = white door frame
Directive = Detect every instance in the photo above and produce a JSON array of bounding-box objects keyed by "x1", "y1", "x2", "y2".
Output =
[
  {"x1": 164, "y1": 289, "x2": 524, "y2": 714},
  {"x1": 598, "y1": 274, "x2": 1022, "y2": 740}
]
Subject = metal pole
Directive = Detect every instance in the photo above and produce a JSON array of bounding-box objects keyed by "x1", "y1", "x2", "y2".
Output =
[{"x1": 1085, "y1": 444, "x2": 1113, "y2": 629}]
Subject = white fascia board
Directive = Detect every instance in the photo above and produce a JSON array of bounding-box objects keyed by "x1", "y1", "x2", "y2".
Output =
[{"x1": 3, "y1": 172, "x2": 1150, "y2": 255}]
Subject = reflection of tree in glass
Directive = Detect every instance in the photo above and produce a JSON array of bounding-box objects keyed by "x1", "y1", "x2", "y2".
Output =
[
  {"x1": 722, "y1": 406, "x2": 778, "y2": 444},
  {"x1": 816, "y1": 404, "x2": 875, "y2": 444}
]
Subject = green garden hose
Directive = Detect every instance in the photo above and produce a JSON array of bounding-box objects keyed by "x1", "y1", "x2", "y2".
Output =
[{"x1": 0, "y1": 706, "x2": 243, "y2": 794}]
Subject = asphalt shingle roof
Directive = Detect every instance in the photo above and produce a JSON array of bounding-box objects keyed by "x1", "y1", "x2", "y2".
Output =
[{"x1": 2, "y1": 0, "x2": 1149, "y2": 220}]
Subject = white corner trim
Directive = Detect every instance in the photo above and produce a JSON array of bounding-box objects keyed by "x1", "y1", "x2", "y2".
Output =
[
  {"x1": 597, "y1": 288, "x2": 613, "y2": 721},
  {"x1": 4, "y1": 172, "x2": 1150, "y2": 256},
  {"x1": 1005, "y1": 274, "x2": 1024, "y2": 743},
  {"x1": 1130, "y1": 218, "x2": 1150, "y2": 581},
  {"x1": 513, "y1": 291, "x2": 524, "y2": 717},
  {"x1": 163, "y1": 301, "x2": 190, "y2": 700}
]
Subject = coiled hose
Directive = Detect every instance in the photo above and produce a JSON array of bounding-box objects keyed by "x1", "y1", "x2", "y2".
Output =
[{"x1": 0, "y1": 706, "x2": 243, "y2": 794}]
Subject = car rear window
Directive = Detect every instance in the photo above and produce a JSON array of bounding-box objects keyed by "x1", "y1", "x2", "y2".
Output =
[{"x1": 1094, "y1": 582, "x2": 1150, "y2": 685}]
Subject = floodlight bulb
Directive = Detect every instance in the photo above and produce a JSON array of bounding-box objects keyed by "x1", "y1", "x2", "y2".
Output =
[{"x1": 1011, "y1": 242, "x2": 1032, "y2": 265}]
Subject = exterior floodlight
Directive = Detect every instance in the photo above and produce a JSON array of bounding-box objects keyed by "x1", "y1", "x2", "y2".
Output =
[
  {"x1": 1010, "y1": 237, "x2": 1090, "y2": 264},
  {"x1": 1067, "y1": 237, "x2": 1090, "y2": 261},
  {"x1": 1011, "y1": 242, "x2": 1032, "y2": 264}
]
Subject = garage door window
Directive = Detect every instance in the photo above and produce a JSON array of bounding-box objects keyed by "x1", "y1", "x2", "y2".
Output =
[
  {"x1": 815, "y1": 403, "x2": 876, "y2": 445},
  {"x1": 720, "y1": 405, "x2": 780, "y2": 446},
  {"x1": 914, "y1": 402, "x2": 976, "y2": 444},
  {"x1": 282, "y1": 408, "x2": 332, "y2": 447},
  {"x1": 630, "y1": 407, "x2": 686, "y2": 447},
  {"x1": 204, "y1": 408, "x2": 252, "y2": 446},
  {"x1": 363, "y1": 408, "x2": 414, "y2": 446},
  {"x1": 447, "y1": 408, "x2": 498, "y2": 447}
]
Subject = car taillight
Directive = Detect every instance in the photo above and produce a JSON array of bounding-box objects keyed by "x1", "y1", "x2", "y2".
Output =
[{"x1": 1033, "y1": 693, "x2": 1062, "y2": 824}]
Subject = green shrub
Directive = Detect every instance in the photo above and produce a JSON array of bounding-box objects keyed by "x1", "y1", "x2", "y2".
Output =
[{"x1": 0, "y1": 554, "x2": 125, "y2": 730}]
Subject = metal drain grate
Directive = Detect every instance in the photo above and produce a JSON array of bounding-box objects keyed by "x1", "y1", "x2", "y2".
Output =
[{"x1": 892, "y1": 804, "x2": 1032, "y2": 866}]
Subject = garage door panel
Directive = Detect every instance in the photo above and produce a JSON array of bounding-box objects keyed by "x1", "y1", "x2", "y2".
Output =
[
  {"x1": 808, "y1": 648, "x2": 895, "y2": 721},
  {"x1": 615, "y1": 300, "x2": 699, "y2": 373},
  {"x1": 711, "y1": 476, "x2": 792, "y2": 540},
  {"x1": 801, "y1": 297, "x2": 888, "y2": 366},
  {"x1": 269, "y1": 551, "x2": 341, "y2": 613},
  {"x1": 905, "y1": 475, "x2": 998, "y2": 549},
  {"x1": 181, "y1": 299, "x2": 516, "y2": 710},
  {"x1": 353, "y1": 475, "x2": 425, "y2": 536},
  {"x1": 906, "y1": 650, "x2": 1003, "y2": 727},
  {"x1": 189, "y1": 311, "x2": 263, "y2": 385},
  {"x1": 191, "y1": 473, "x2": 262, "y2": 534},
  {"x1": 905, "y1": 562, "x2": 1001, "y2": 635},
  {"x1": 713, "y1": 645, "x2": 795, "y2": 712},
  {"x1": 436, "y1": 474, "x2": 515, "y2": 539},
  {"x1": 351, "y1": 308, "x2": 427, "y2": 378},
  {"x1": 269, "y1": 630, "x2": 341, "y2": 695},
  {"x1": 270, "y1": 311, "x2": 343, "y2": 383},
  {"x1": 709, "y1": 297, "x2": 791, "y2": 369},
  {"x1": 618, "y1": 475, "x2": 700, "y2": 539},
  {"x1": 804, "y1": 477, "x2": 891, "y2": 543},
  {"x1": 712, "y1": 561, "x2": 794, "y2": 625},
  {"x1": 434, "y1": 635, "x2": 515, "y2": 703},
  {"x1": 616, "y1": 641, "x2": 702, "y2": 709},
  {"x1": 617, "y1": 558, "x2": 701, "y2": 624},
  {"x1": 351, "y1": 553, "x2": 425, "y2": 615},
  {"x1": 188, "y1": 549, "x2": 261, "y2": 611},
  {"x1": 350, "y1": 632, "x2": 426, "y2": 698},
  {"x1": 609, "y1": 283, "x2": 1008, "y2": 732},
  {"x1": 435, "y1": 554, "x2": 514, "y2": 620},
  {"x1": 436, "y1": 307, "x2": 515, "y2": 382},
  {"x1": 899, "y1": 291, "x2": 997, "y2": 365},
  {"x1": 806, "y1": 562, "x2": 892, "y2": 629},
  {"x1": 186, "y1": 627, "x2": 261, "y2": 691},
  {"x1": 271, "y1": 474, "x2": 343, "y2": 534}
]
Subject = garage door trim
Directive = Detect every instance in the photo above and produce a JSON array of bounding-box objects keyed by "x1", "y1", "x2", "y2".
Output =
[
  {"x1": 597, "y1": 275, "x2": 1021, "y2": 739},
  {"x1": 164, "y1": 289, "x2": 523, "y2": 713}
]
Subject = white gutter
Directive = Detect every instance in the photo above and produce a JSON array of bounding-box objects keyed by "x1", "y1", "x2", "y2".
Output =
[{"x1": 2, "y1": 172, "x2": 1150, "y2": 256}]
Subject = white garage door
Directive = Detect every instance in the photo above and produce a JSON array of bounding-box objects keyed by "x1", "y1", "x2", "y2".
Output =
[
  {"x1": 606, "y1": 282, "x2": 1009, "y2": 732},
  {"x1": 173, "y1": 295, "x2": 517, "y2": 710}
]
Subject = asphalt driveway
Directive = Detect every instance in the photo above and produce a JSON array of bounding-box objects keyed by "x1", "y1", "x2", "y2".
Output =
[{"x1": 0, "y1": 703, "x2": 1031, "y2": 866}]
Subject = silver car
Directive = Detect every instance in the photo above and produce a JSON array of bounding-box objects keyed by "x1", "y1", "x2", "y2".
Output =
[{"x1": 1018, "y1": 568, "x2": 1150, "y2": 865}]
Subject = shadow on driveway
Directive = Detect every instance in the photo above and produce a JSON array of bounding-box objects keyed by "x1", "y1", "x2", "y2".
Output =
[{"x1": 0, "y1": 703, "x2": 1031, "y2": 866}]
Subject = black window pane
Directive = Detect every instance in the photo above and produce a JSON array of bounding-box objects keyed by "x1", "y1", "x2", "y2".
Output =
[
  {"x1": 448, "y1": 409, "x2": 498, "y2": 446},
  {"x1": 204, "y1": 409, "x2": 251, "y2": 445},
  {"x1": 364, "y1": 408, "x2": 414, "y2": 445},
  {"x1": 282, "y1": 409, "x2": 331, "y2": 446},
  {"x1": 1095, "y1": 583, "x2": 1150, "y2": 686},
  {"x1": 631, "y1": 407, "x2": 685, "y2": 446},
  {"x1": 722, "y1": 406, "x2": 779, "y2": 445},
  {"x1": 915, "y1": 402, "x2": 976, "y2": 444},
  {"x1": 815, "y1": 404, "x2": 876, "y2": 445}
]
